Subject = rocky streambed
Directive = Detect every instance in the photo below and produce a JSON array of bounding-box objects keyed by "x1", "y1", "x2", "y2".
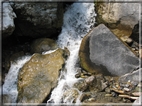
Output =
[{"x1": 1, "y1": 0, "x2": 142, "y2": 106}]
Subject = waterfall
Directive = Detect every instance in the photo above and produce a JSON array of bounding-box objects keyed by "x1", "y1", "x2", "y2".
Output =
[
  {"x1": 2, "y1": 56, "x2": 31, "y2": 103},
  {"x1": 47, "y1": 2, "x2": 96, "y2": 104},
  {"x1": 1, "y1": 2, "x2": 96, "y2": 105}
]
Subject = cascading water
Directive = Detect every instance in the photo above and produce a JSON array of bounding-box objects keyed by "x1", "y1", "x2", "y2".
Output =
[
  {"x1": 2, "y1": 56, "x2": 31, "y2": 103},
  {"x1": 47, "y1": 2, "x2": 96, "y2": 104},
  {"x1": 2, "y1": 1, "x2": 96, "y2": 105}
]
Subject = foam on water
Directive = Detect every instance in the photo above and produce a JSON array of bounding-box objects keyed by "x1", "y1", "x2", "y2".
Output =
[{"x1": 47, "y1": 2, "x2": 96, "y2": 104}]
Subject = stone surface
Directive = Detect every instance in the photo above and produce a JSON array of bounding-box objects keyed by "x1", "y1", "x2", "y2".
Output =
[
  {"x1": 79, "y1": 32, "x2": 109, "y2": 75},
  {"x1": 17, "y1": 49, "x2": 65, "y2": 103},
  {"x1": 89, "y1": 24, "x2": 139, "y2": 76},
  {"x1": 119, "y1": 68, "x2": 141, "y2": 83},
  {"x1": 74, "y1": 75, "x2": 107, "y2": 92},
  {"x1": 30, "y1": 38, "x2": 58, "y2": 54},
  {"x1": 95, "y1": 1, "x2": 139, "y2": 37},
  {"x1": 11, "y1": 2, "x2": 64, "y2": 38},
  {"x1": 80, "y1": 24, "x2": 139, "y2": 76},
  {"x1": 2, "y1": 2, "x2": 16, "y2": 38}
]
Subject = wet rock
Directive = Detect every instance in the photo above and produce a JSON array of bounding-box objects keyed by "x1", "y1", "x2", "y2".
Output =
[
  {"x1": 95, "y1": 1, "x2": 139, "y2": 37},
  {"x1": 63, "y1": 47, "x2": 70, "y2": 59},
  {"x1": 89, "y1": 24, "x2": 139, "y2": 76},
  {"x1": 75, "y1": 73, "x2": 81, "y2": 78},
  {"x1": 17, "y1": 49, "x2": 65, "y2": 104},
  {"x1": 11, "y1": 2, "x2": 63, "y2": 38},
  {"x1": 30, "y1": 38, "x2": 58, "y2": 54},
  {"x1": 2, "y1": 2, "x2": 16, "y2": 39}
]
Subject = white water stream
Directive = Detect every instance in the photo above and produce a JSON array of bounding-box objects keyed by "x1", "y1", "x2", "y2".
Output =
[
  {"x1": 47, "y1": 2, "x2": 96, "y2": 104},
  {"x1": 2, "y1": 1, "x2": 96, "y2": 105},
  {"x1": 2, "y1": 56, "x2": 31, "y2": 103}
]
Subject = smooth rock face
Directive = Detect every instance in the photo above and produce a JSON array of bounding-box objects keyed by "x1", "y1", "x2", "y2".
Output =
[
  {"x1": 30, "y1": 38, "x2": 58, "y2": 54},
  {"x1": 17, "y1": 49, "x2": 65, "y2": 103},
  {"x1": 79, "y1": 32, "x2": 109, "y2": 75},
  {"x1": 89, "y1": 24, "x2": 139, "y2": 76},
  {"x1": 11, "y1": 2, "x2": 63, "y2": 38},
  {"x1": 2, "y1": 2, "x2": 16, "y2": 38}
]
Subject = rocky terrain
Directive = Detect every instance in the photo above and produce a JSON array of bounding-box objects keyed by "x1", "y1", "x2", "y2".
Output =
[{"x1": 1, "y1": 0, "x2": 142, "y2": 105}]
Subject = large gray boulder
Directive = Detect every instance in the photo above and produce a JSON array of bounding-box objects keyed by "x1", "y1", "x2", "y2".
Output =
[
  {"x1": 17, "y1": 49, "x2": 65, "y2": 103},
  {"x1": 79, "y1": 24, "x2": 139, "y2": 76},
  {"x1": 2, "y1": 2, "x2": 16, "y2": 38},
  {"x1": 11, "y1": 2, "x2": 64, "y2": 38},
  {"x1": 89, "y1": 24, "x2": 139, "y2": 76}
]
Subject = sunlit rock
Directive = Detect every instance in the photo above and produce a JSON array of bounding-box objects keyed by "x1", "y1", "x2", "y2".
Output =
[
  {"x1": 17, "y1": 49, "x2": 65, "y2": 103},
  {"x1": 30, "y1": 38, "x2": 58, "y2": 54},
  {"x1": 2, "y1": 2, "x2": 16, "y2": 38},
  {"x1": 79, "y1": 24, "x2": 139, "y2": 76},
  {"x1": 95, "y1": 1, "x2": 139, "y2": 37}
]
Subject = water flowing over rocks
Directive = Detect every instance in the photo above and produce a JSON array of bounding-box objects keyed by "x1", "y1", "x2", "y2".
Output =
[
  {"x1": 11, "y1": 2, "x2": 64, "y2": 38},
  {"x1": 79, "y1": 24, "x2": 139, "y2": 76},
  {"x1": 2, "y1": 2, "x2": 16, "y2": 38},
  {"x1": 95, "y1": 1, "x2": 139, "y2": 38},
  {"x1": 1, "y1": 1, "x2": 141, "y2": 105},
  {"x1": 17, "y1": 49, "x2": 65, "y2": 103},
  {"x1": 30, "y1": 38, "x2": 58, "y2": 54}
]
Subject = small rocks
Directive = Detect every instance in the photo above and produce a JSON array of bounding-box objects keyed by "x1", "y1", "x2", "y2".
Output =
[
  {"x1": 75, "y1": 68, "x2": 91, "y2": 78},
  {"x1": 73, "y1": 79, "x2": 88, "y2": 92},
  {"x1": 85, "y1": 76, "x2": 95, "y2": 84},
  {"x1": 62, "y1": 88, "x2": 81, "y2": 103}
]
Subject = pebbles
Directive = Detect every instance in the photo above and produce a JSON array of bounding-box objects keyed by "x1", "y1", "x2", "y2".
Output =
[
  {"x1": 105, "y1": 79, "x2": 142, "y2": 101},
  {"x1": 75, "y1": 68, "x2": 91, "y2": 78}
]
